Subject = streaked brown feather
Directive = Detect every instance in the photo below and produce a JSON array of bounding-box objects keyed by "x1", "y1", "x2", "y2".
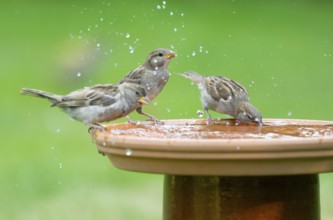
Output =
[
  {"x1": 205, "y1": 76, "x2": 248, "y2": 102},
  {"x1": 53, "y1": 84, "x2": 119, "y2": 108}
]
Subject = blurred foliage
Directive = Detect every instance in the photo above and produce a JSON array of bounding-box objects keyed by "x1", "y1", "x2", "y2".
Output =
[{"x1": 1, "y1": 0, "x2": 333, "y2": 219}]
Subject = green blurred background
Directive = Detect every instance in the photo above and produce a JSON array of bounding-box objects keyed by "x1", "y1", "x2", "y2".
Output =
[{"x1": 1, "y1": 0, "x2": 333, "y2": 219}]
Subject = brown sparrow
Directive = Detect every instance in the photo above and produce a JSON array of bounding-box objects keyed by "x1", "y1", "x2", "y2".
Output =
[
  {"x1": 180, "y1": 71, "x2": 262, "y2": 126},
  {"x1": 118, "y1": 48, "x2": 176, "y2": 122},
  {"x1": 21, "y1": 82, "x2": 150, "y2": 129}
]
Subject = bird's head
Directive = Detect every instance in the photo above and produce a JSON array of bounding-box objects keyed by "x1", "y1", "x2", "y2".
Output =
[
  {"x1": 235, "y1": 101, "x2": 263, "y2": 126},
  {"x1": 145, "y1": 48, "x2": 176, "y2": 70}
]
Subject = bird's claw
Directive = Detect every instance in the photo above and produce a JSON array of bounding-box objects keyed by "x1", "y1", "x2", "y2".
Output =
[{"x1": 88, "y1": 123, "x2": 106, "y2": 134}]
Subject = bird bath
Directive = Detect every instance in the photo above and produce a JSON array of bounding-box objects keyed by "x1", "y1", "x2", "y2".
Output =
[{"x1": 91, "y1": 119, "x2": 333, "y2": 220}]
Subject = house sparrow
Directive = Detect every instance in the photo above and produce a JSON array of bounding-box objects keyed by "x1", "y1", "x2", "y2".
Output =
[
  {"x1": 118, "y1": 48, "x2": 176, "y2": 123},
  {"x1": 180, "y1": 71, "x2": 262, "y2": 126},
  {"x1": 21, "y1": 82, "x2": 150, "y2": 129}
]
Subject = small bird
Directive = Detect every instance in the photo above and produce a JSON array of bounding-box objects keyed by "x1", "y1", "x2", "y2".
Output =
[
  {"x1": 118, "y1": 48, "x2": 176, "y2": 122},
  {"x1": 180, "y1": 71, "x2": 262, "y2": 126},
  {"x1": 21, "y1": 82, "x2": 150, "y2": 129}
]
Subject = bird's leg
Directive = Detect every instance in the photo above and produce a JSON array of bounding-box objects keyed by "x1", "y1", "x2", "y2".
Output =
[
  {"x1": 204, "y1": 108, "x2": 213, "y2": 125},
  {"x1": 136, "y1": 107, "x2": 161, "y2": 124}
]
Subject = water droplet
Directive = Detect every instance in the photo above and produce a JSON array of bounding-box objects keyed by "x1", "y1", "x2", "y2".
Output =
[
  {"x1": 56, "y1": 128, "x2": 61, "y2": 133},
  {"x1": 192, "y1": 51, "x2": 196, "y2": 56},
  {"x1": 156, "y1": 4, "x2": 161, "y2": 9},
  {"x1": 125, "y1": 33, "x2": 130, "y2": 38},
  {"x1": 173, "y1": 27, "x2": 177, "y2": 32},
  {"x1": 59, "y1": 163, "x2": 63, "y2": 168},
  {"x1": 77, "y1": 72, "x2": 81, "y2": 77},
  {"x1": 288, "y1": 111, "x2": 292, "y2": 117},
  {"x1": 125, "y1": 149, "x2": 132, "y2": 156},
  {"x1": 196, "y1": 110, "x2": 204, "y2": 118},
  {"x1": 129, "y1": 46, "x2": 134, "y2": 53},
  {"x1": 96, "y1": 43, "x2": 101, "y2": 47},
  {"x1": 180, "y1": 13, "x2": 184, "y2": 16},
  {"x1": 153, "y1": 102, "x2": 159, "y2": 106},
  {"x1": 162, "y1": 1, "x2": 166, "y2": 5},
  {"x1": 170, "y1": 11, "x2": 173, "y2": 16},
  {"x1": 100, "y1": 17, "x2": 104, "y2": 22},
  {"x1": 51, "y1": 146, "x2": 55, "y2": 150},
  {"x1": 166, "y1": 108, "x2": 171, "y2": 113},
  {"x1": 199, "y1": 46, "x2": 203, "y2": 53}
]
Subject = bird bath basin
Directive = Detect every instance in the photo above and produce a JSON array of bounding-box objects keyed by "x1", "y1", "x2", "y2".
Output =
[{"x1": 91, "y1": 119, "x2": 333, "y2": 219}]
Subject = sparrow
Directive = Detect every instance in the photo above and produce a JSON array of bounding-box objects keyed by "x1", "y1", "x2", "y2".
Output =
[
  {"x1": 21, "y1": 82, "x2": 150, "y2": 129},
  {"x1": 118, "y1": 48, "x2": 176, "y2": 123},
  {"x1": 180, "y1": 71, "x2": 262, "y2": 126}
]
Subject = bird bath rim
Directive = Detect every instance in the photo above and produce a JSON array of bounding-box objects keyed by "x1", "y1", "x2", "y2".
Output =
[{"x1": 91, "y1": 118, "x2": 333, "y2": 176}]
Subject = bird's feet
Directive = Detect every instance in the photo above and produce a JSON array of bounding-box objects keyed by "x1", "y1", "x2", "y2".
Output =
[
  {"x1": 88, "y1": 123, "x2": 106, "y2": 134},
  {"x1": 147, "y1": 116, "x2": 163, "y2": 125},
  {"x1": 206, "y1": 117, "x2": 214, "y2": 125}
]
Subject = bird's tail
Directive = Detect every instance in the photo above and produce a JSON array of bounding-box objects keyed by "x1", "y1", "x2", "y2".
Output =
[{"x1": 21, "y1": 88, "x2": 62, "y2": 106}]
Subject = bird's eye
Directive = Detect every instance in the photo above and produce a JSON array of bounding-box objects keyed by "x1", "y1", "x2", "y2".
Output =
[
  {"x1": 247, "y1": 114, "x2": 253, "y2": 120},
  {"x1": 158, "y1": 52, "x2": 163, "y2": 57},
  {"x1": 136, "y1": 91, "x2": 140, "y2": 96}
]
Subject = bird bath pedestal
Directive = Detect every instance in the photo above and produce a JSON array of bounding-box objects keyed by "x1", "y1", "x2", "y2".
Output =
[{"x1": 91, "y1": 119, "x2": 333, "y2": 220}]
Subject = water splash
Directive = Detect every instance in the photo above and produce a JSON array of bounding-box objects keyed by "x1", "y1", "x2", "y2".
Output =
[
  {"x1": 129, "y1": 46, "x2": 134, "y2": 53},
  {"x1": 196, "y1": 110, "x2": 204, "y2": 118},
  {"x1": 125, "y1": 149, "x2": 132, "y2": 156}
]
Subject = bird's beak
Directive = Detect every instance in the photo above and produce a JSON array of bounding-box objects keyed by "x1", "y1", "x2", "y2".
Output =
[
  {"x1": 139, "y1": 96, "x2": 150, "y2": 105},
  {"x1": 254, "y1": 118, "x2": 263, "y2": 127},
  {"x1": 165, "y1": 52, "x2": 176, "y2": 59}
]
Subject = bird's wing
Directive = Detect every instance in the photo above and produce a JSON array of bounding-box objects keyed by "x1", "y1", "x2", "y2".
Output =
[
  {"x1": 205, "y1": 76, "x2": 248, "y2": 102},
  {"x1": 53, "y1": 84, "x2": 119, "y2": 107},
  {"x1": 118, "y1": 66, "x2": 146, "y2": 84}
]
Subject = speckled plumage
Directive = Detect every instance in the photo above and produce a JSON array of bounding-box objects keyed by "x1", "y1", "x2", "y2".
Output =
[
  {"x1": 181, "y1": 71, "x2": 262, "y2": 125},
  {"x1": 21, "y1": 82, "x2": 149, "y2": 129},
  {"x1": 118, "y1": 48, "x2": 176, "y2": 122}
]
